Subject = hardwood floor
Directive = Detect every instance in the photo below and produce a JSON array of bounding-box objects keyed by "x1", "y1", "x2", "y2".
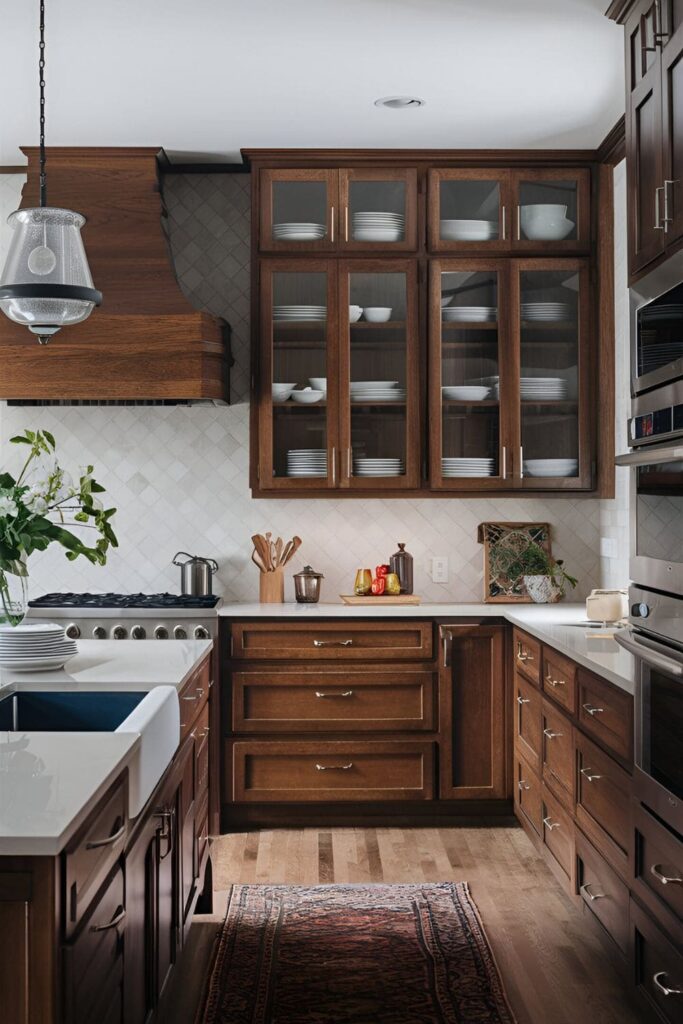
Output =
[{"x1": 162, "y1": 825, "x2": 653, "y2": 1024}]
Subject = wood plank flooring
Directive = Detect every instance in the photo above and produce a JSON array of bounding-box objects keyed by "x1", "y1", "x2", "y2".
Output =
[{"x1": 162, "y1": 826, "x2": 653, "y2": 1024}]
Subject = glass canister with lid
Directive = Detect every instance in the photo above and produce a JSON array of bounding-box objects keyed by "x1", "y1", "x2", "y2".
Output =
[{"x1": 293, "y1": 564, "x2": 325, "y2": 603}]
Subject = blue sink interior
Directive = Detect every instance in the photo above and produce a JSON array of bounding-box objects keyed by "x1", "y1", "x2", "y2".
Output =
[{"x1": 0, "y1": 691, "x2": 147, "y2": 732}]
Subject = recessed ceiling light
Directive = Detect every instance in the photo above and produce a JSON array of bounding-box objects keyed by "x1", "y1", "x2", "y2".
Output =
[{"x1": 374, "y1": 96, "x2": 425, "y2": 109}]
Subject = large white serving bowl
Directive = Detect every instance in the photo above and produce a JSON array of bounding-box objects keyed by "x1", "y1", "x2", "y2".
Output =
[
  {"x1": 520, "y1": 204, "x2": 574, "y2": 241},
  {"x1": 272, "y1": 383, "x2": 296, "y2": 401},
  {"x1": 363, "y1": 307, "x2": 392, "y2": 322},
  {"x1": 309, "y1": 378, "x2": 327, "y2": 392},
  {"x1": 349, "y1": 305, "x2": 363, "y2": 322},
  {"x1": 291, "y1": 389, "x2": 325, "y2": 404}
]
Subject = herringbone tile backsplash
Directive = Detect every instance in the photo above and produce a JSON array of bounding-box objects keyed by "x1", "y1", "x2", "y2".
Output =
[{"x1": 0, "y1": 170, "x2": 623, "y2": 603}]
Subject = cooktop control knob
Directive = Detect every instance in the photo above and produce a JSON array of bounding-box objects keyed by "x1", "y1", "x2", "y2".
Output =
[
  {"x1": 194, "y1": 625, "x2": 210, "y2": 640},
  {"x1": 173, "y1": 625, "x2": 187, "y2": 640},
  {"x1": 154, "y1": 625, "x2": 169, "y2": 640},
  {"x1": 131, "y1": 624, "x2": 146, "y2": 640},
  {"x1": 65, "y1": 623, "x2": 81, "y2": 640},
  {"x1": 92, "y1": 625, "x2": 107, "y2": 640},
  {"x1": 631, "y1": 602, "x2": 650, "y2": 618},
  {"x1": 112, "y1": 624, "x2": 128, "y2": 640}
]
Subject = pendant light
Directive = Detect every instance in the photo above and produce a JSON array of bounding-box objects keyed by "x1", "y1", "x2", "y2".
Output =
[{"x1": 0, "y1": 0, "x2": 101, "y2": 344}]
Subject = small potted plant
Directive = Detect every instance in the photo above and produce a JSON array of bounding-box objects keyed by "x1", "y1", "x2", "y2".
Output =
[{"x1": 511, "y1": 543, "x2": 578, "y2": 604}]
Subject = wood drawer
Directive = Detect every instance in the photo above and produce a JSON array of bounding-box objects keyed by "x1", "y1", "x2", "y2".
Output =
[
  {"x1": 179, "y1": 657, "x2": 210, "y2": 739},
  {"x1": 631, "y1": 898, "x2": 683, "y2": 1024},
  {"x1": 542, "y1": 647, "x2": 576, "y2": 714},
  {"x1": 514, "y1": 672, "x2": 542, "y2": 772},
  {"x1": 232, "y1": 668, "x2": 436, "y2": 733},
  {"x1": 514, "y1": 751, "x2": 542, "y2": 836},
  {"x1": 577, "y1": 669, "x2": 632, "y2": 763},
  {"x1": 541, "y1": 698, "x2": 574, "y2": 807},
  {"x1": 575, "y1": 732, "x2": 631, "y2": 877},
  {"x1": 634, "y1": 801, "x2": 683, "y2": 932},
  {"x1": 194, "y1": 702, "x2": 210, "y2": 801},
  {"x1": 512, "y1": 628, "x2": 541, "y2": 686},
  {"x1": 575, "y1": 829, "x2": 629, "y2": 953},
  {"x1": 231, "y1": 741, "x2": 434, "y2": 802},
  {"x1": 230, "y1": 621, "x2": 433, "y2": 662},
  {"x1": 542, "y1": 784, "x2": 574, "y2": 883},
  {"x1": 63, "y1": 775, "x2": 127, "y2": 938}
]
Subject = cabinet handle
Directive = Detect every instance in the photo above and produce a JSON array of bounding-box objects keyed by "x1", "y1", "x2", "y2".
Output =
[
  {"x1": 663, "y1": 179, "x2": 677, "y2": 228},
  {"x1": 154, "y1": 807, "x2": 175, "y2": 859},
  {"x1": 582, "y1": 703, "x2": 604, "y2": 717},
  {"x1": 85, "y1": 821, "x2": 126, "y2": 850},
  {"x1": 347, "y1": 447, "x2": 352, "y2": 479},
  {"x1": 655, "y1": 185, "x2": 665, "y2": 230},
  {"x1": 517, "y1": 641, "x2": 533, "y2": 662},
  {"x1": 518, "y1": 780, "x2": 530, "y2": 791},
  {"x1": 516, "y1": 204, "x2": 521, "y2": 240},
  {"x1": 651, "y1": 864, "x2": 683, "y2": 885},
  {"x1": 517, "y1": 696, "x2": 531, "y2": 705},
  {"x1": 501, "y1": 205, "x2": 506, "y2": 241},
  {"x1": 545, "y1": 674, "x2": 566, "y2": 688},
  {"x1": 580, "y1": 767, "x2": 603, "y2": 782},
  {"x1": 580, "y1": 883, "x2": 605, "y2": 902},
  {"x1": 654, "y1": 0, "x2": 670, "y2": 45},
  {"x1": 91, "y1": 906, "x2": 126, "y2": 933},
  {"x1": 519, "y1": 445, "x2": 524, "y2": 478},
  {"x1": 543, "y1": 728, "x2": 563, "y2": 739},
  {"x1": 542, "y1": 816, "x2": 560, "y2": 831},
  {"x1": 344, "y1": 206, "x2": 349, "y2": 242},
  {"x1": 653, "y1": 972, "x2": 683, "y2": 997},
  {"x1": 313, "y1": 638, "x2": 353, "y2": 648},
  {"x1": 501, "y1": 445, "x2": 507, "y2": 480},
  {"x1": 330, "y1": 205, "x2": 335, "y2": 243},
  {"x1": 182, "y1": 693, "x2": 198, "y2": 702},
  {"x1": 331, "y1": 446, "x2": 336, "y2": 486},
  {"x1": 315, "y1": 762, "x2": 353, "y2": 771},
  {"x1": 315, "y1": 690, "x2": 354, "y2": 698}
]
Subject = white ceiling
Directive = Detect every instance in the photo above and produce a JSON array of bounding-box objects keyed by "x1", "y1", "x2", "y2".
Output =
[{"x1": 0, "y1": 0, "x2": 625, "y2": 166}]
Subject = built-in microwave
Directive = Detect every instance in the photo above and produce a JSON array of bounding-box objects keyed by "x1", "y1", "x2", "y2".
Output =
[{"x1": 630, "y1": 249, "x2": 683, "y2": 396}]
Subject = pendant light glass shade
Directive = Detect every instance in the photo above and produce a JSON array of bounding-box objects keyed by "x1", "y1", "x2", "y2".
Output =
[{"x1": 0, "y1": 207, "x2": 102, "y2": 343}]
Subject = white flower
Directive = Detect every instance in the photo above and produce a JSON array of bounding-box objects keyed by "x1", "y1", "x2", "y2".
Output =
[{"x1": 0, "y1": 495, "x2": 19, "y2": 518}]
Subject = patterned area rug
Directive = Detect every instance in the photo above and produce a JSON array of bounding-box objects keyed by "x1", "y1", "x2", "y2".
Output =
[{"x1": 199, "y1": 882, "x2": 516, "y2": 1023}]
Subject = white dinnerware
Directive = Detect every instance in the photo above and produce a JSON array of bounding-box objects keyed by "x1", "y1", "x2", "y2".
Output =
[
  {"x1": 441, "y1": 385, "x2": 491, "y2": 401},
  {"x1": 349, "y1": 305, "x2": 363, "y2": 322},
  {"x1": 439, "y1": 219, "x2": 497, "y2": 241},
  {"x1": 272, "y1": 382, "x2": 296, "y2": 401},
  {"x1": 363, "y1": 307, "x2": 392, "y2": 322},
  {"x1": 290, "y1": 388, "x2": 325, "y2": 404},
  {"x1": 520, "y1": 204, "x2": 575, "y2": 241}
]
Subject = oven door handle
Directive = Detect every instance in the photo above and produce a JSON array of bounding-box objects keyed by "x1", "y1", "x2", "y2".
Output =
[
  {"x1": 614, "y1": 446, "x2": 683, "y2": 466},
  {"x1": 614, "y1": 630, "x2": 683, "y2": 677}
]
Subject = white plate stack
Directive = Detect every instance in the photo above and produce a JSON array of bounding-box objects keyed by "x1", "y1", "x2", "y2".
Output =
[
  {"x1": 353, "y1": 457, "x2": 405, "y2": 477},
  {"x1": 286, "y1": 449, "x2": 328, "y2": 477},
  {"x1": 352, "y1": 211, "x2": 405, "y2": 242},
  {"x1": 523, "y1": 458, "x2": 578, "y2": 477},
  {"x1": 273, "y1": 305, "x2": 327, "y2": 321},
  {"x1": 350, "y1": 380, "x2": 406, "y2": 402},
  {"x1": 521, "y1": 302, "x2": 571, "y2": 322},
  {"x1": 443, "y1": 306, "x2": 497, "y2": 323},
  {"x1": 639, "y1": 303, "x2": 683, "y2": 322},
  {"x1": 273, "y1": 222, "x2": 327, "y2": 242},
  {"x1": 520, "y1": 376, "x2": 568, "y2": 400},
  {"x1": 441, "y1": 457, "x2": 495, "y2": 478},
  {"x1": 0, "y1": 623, "x2": 78, "y2": 671},
  {"x1": 441, "y1": 385, "x2": 490, "y2": 401},
  {"x1": 440, "y1": 219, "x2": 497, "y2": 241}
]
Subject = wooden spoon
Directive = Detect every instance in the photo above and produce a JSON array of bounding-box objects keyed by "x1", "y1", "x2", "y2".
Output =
[
  {"x1": 251, "y1": 550, "x2": 267, "y2": 574},
  {"x1": 274, "y1": 537, "x2": 284, "y2": 567},
  {"x1": 252, "y1": 534, "x2": 272, "y2": 572},
  {"x1": 282, "y1": 536, "x2": 302, "y2": 565}
]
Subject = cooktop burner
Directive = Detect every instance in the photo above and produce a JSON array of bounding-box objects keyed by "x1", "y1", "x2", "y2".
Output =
[{"x1": 28, "y1": 592, "x2": 220, "y2": 610}]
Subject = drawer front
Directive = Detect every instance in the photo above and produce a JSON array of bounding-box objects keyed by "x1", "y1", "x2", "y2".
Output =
[
  {"x1": 231, "y1": 621, "x2": 433, "y2": 661},
  {"x1": 514, "y1": 672, "x2": 542, "y2": 772},
  {"x1": 63, "y1": 776, "x2": 127, "y2": 938},
  {"x1": 231, "y1": 741, "x2": 434, "y2": 802},
  {"x1": 576, "y1": 830, "x2": 629, "y2": 953},
  {"x1": 541, "y1": 698, "x2": 574, "y2": 806},
  {"x1": 512, "y1": 628, "x2": 541, "y2": 685},
  {"x1": 179, "y1": 657, "x2": 210, "y2": 739},
  {"x1": 542, "y1": 784, "x2": 574, "y2": 882},
  {"x1": 542, "y1": 647, "x2": 576, "y2": 714},
  {"x1": 631, "y1": 898, "x2": 683, "y2": 1024},
  {"x1": 634, "y1": 801, "x2": 683, "y2": 928},
  {"x1": 575, "y1": 732, "x2": 631, "y2": 873},
  {"x1": 194, "y1": 702, "x2": 210, "y2": 801},
  {"x1": 578, "y1": 669, "x2": 632, "y2": 763},
  {"x1": 514, "y1": 752, "x2": 542, "y2": 835},
  {"x1": 232, "y1": 669, "x2": 436, "y2": 733}
]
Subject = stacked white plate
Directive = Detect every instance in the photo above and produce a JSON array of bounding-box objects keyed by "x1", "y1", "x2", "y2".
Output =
[
  {"x1": 640, "y1": 303, "x2": 683, "y2": 322},
  {"x1": 273, "y1": 222, "x2": 326, "y2": 242},
  {"x1": 352, "y1": 211, "x2": 405, "y2": 242},
  {"x1": 523, "y1": 458, "x2": 578, "y2": 478},
  {"x1": 442, "y1": 385, "x2": 490, "y2": 401},
  {"x1": 273, "y1": 305, "x2": 326, "y2": 321},
  {"x1": 286, "y1": 449, "x2": 328, "y2": 477},
  {"x1": 520, "y1": 376, "x2": 568, "y2": 400},
  {"x1": 443, "y1": 306, "x2": 497, "y2": 323},
  {"x1": 521, "y1": 302, "x2": 571, "y2": 322},
  {"x1": 442, "y1": 457, "x2": 495, "y2": 478},
  {"x1": 350, "y1": 381, "x2": 406, "y2": 402},
  {"x1": 440, "y1": 219, "x2": 497, "y2": 241},
  {"x1": 354, "y1": 457, "x2": 405, "y2": 477},
  {"x1": 0, "y1": 623, "x2": 78, "y2": 671}
]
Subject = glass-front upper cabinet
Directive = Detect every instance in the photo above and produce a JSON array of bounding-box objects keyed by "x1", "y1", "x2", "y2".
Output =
[
  {"x1": 259, "y1": 170, "x2": 338, "y2": 252},
  {"x1": 429, "y1": 261, "x2": 512, "y2": 490},
  {"x1": 338, "y1": 261, "x2": 420, "y2": 489},
  {"x1": 339, "y1": 169, "x2": 418, "y2": 251},
  {"x1": 257, "y1": 261, "x2": 338, "y2": 490},
  {"x1": 511, "y1": 169, "x2": 591, "y2": 252},
  {"x1": 514, "y1": 260, "x2": 591, "y2": 489},
  {"x1": 428, "y1": 170, "x2": 511, "y2": 251}
]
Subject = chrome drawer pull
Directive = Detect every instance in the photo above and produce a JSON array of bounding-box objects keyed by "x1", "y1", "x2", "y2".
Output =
[
  {"x1": 580, "y1": 883, "x2": 605, "y2": 902},
  {"x1": 542, "y1": 816, "x2": 560, "y2": 831},
  {"x1": 85, "y1": 822, "x2": 126, "y2": 850},
  {"x1": 91, "y1": 906, "x2": 126, "y2": 933},
  {"x1": 182, "y1": 693, "x2": 198, "y2": 702},
  {"x1": 315, "y1": 762, "x2": 353, "y2": 771},
  {"x1": 580, "y1": 767, "x2": 603, "y2": 782},
  {"x1": 651, "y1": 864, "x2": 683, "y2": 886},
  {"x1": 543, "y1": 728, "x2": 563, "y2": 739},
  {"x1": 517, "y1": 696, "x2": 531, "y2": 705},
  {"x1": 545, "y1": 675, "x2": 566, "y2": 688},
  {"x1": 315, "y1": 690, "x2": 354, "y2": 698},
  {"x1": 518, "y1": 780, "x2": 530, "y2": 791},
  {"x1": 582, "y1": 703, "x2": 604, "y2": 716},
  {"x1": 313, "y1": 639, "x2": 354, "y2": 648},
  {"x1": 653, "y1": 972, "x2": 683, "y2": 997}
]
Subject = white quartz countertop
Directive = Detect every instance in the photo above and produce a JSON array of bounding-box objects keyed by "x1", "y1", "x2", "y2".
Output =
[
  {"x1": 0, "y1": 640, "x2": 212, "y2": 856},
  {"x1": 219, "y1": 602, "x2": 635, "y2": 694}
]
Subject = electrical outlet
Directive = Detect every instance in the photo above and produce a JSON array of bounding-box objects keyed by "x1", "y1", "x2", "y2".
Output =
[{"x1": 430, "y1": 556, "x2": 449, "y2": 583}]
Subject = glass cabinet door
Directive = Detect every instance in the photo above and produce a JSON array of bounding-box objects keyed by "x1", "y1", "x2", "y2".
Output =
[
  {"x1": 257, "y1": 261, "x2": 338, "y2": 490},
  {"x1": 339, "y1": 261, "x2": 419, "y2": 488},
  {"x1": 428, "y1": 169, "x2": 510, "y2": 251},
  {"x1": 339, "y1": 169, "x2": 418, "y2": 251},
  {"x1": 515, "y1": 260, "x2": 591, "y2": 489},
  {"x1": 511, "y1": 169, "x2": 590, "y2": 251},
  {"x1": 259, "y1": 170, "x2": 338, "y2": 251},
  {"x1": 429, "y1": 261, "x2": 511, "y2": 489}
]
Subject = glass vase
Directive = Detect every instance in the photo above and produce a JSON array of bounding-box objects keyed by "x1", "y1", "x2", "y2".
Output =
[{"x1": 0, "y1": 570, "x2": 29, "y2": 626}]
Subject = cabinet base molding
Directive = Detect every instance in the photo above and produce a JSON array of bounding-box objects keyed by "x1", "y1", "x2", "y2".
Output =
[{"x1": 221, "y1": 799, "x2": 515, "y2": 831}]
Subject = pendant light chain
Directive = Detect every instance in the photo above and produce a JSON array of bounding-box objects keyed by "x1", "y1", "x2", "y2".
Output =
[{"x1": 38, "y1": 0, "x2": 46, "y2": 207}]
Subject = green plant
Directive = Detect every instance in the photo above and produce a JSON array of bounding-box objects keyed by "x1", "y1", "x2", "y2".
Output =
[{"x1": 508, "y1": 542, "x2": 578, "y2": 595}]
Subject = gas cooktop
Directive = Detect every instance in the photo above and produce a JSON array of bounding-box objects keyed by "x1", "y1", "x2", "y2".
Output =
[{"x1": 28, "y1": 592, "x2": 221, "y2": 610}]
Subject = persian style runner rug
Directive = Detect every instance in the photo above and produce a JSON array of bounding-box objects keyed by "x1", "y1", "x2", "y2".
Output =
[{"x1": 199, "y1": 882, "x2": 516, "y2": 1023}]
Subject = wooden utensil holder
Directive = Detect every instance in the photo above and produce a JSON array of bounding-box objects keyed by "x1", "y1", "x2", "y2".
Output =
[{"x1": 259, "y1": 569, "x2": 284, "y2": 603}]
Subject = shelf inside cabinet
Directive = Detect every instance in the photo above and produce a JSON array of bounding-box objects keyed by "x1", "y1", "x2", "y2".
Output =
[
  {"x1": 441, "y1": 321, "x2": 498, "y2": 330},
  {"x1": 350, "y1": 321, "x2": 405, "y2": 329},
  {"x1": 442, "y1": 400, "x2": 499, "y2": 408}
]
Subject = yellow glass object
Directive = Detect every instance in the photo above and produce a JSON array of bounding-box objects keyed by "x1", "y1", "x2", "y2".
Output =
[
  {"x1": 354, "y1": 568, "x2": 372, "y2": 596},
  {"x1": 385, "y1": 572, "x2": 401, "y2": 595}
]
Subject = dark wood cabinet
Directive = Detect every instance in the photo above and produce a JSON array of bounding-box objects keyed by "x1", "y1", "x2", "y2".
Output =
[
  {"x1": 630, "y1": 896, "x2": 683, "y2": 1023},
  {"x1": 514, "y1": 671, "x2": 543, "y2": 772}
]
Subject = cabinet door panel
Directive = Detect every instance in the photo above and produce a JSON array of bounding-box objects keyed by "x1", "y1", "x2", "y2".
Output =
[
  {"x1": 575, "y1": 732, "x2": 631, "y2": 878},
  {"x1": 511, "y1": 169, "x2": 591, "y2": 253},
  {"x1": 514, "y1": 752, "x2": 542, "y2": 834},
  {"x1": 427, "y1": 169, "x2": 512, "y2": 252},
  {"x1": 661, "y1": 10, "x2": 683, "y2": 246},
  {"x1": 339, "y1": 168, "x2": 418, "y2": 251},
  {"x1": 259, "y1": 169, "x2": 338, "y2": 252},
  {"x1": 628, "y1": 70, "x2": 664, "y2": 273},
  {"x1": 541, "y1": 698, "x2": 574, "y2": 807},
  {"x1": 514, "y1": 672, "x2": 542, "y2": 772}
]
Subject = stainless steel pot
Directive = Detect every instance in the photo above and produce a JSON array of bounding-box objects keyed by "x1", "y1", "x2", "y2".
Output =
[{"x1": 172, "y1": 552, "x2": 218, "y2": 596}]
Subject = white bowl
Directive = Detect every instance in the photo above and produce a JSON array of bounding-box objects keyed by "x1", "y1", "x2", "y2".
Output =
[
  {"x1": 272, "y1": 383, "x2": 296, "y2": 401},
  {"x1": 442, "y1": 385, "x2": 490, "y2": 401},
  {"x1": 291, "y1": 388, "x2": 324, "y2": 404},
  {"x1": 520, "y1": 205, "x2": 574, "y2": 241},
  {"x1": 349, "y1": 306, "x2": 363, "y2": 323},
  {"x1": 439, "y1": 218, "x2": 496, "y2": 241},
  {"x1": 363, "y1": 307, "x2": 392, "y2": 323},
  {"x1": 309, "y1": 377, "x2": 327, "y2": 392}
]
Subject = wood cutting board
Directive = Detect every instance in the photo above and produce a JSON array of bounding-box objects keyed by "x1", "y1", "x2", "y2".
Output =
[{"x1": 340, "y1": 595, "x2": 421, "y2": 605}]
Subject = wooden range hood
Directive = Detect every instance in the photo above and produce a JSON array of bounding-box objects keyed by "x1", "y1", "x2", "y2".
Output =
[{"x1": 0, "y1": 147, "x2": 229, "y2": 401}]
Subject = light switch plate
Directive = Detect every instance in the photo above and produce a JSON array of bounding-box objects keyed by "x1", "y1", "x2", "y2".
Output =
[{"x1": 430, "y1": 556, "x2": 449, "y2": 583}]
